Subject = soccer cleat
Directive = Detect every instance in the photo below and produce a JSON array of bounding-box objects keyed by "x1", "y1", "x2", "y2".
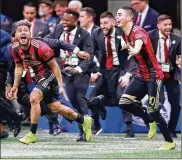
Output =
[
  {"x1": 53, "y1": 124, "x2": 62, "y2": 136},
  {"x1": 76, "y1": 132, "x2": 86, "y2": 142},
  {"x1": 124, "y1": 128, "x2": 135, "y2": 139},
  {"x1": 158, "y1": 141, "x2": 176, "y2": 150},
  {"x1": 19, "y1": 132, "x2": 36, "y2": 144},
  {"x1": 0, "y1": 131, "x2": 9, "y2": 139},
  {"x1": 97, "y1": 95, "x2": 107, "y2": 120},
  {"x1": 92, "y1": 127, "x2": 103, "y2": 136},
  {"x1": 82, "y1": 116, "x2": 92, "y2": 141},
  {"x1": 148, "y1": 121, "x2": 157, "y2": 139}
]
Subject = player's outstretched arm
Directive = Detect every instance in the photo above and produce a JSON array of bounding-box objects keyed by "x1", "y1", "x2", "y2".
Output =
[{"x1": 127, "y1": 39, "x2": 143, "y2": 60}]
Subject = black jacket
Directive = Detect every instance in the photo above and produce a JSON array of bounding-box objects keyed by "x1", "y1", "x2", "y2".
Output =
[
  {"x1": 148, "y1": 29, "x2": 181, "y2": 79},
  {"x1": 46, "y1": 24, "x2": 94, "y2": 73},
  {"x1": 91, "y1": 27, "x2": 136, "y2": 76}
]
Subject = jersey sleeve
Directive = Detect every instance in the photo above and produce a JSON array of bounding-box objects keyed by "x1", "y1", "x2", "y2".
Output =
[
  {"x1": 38, "y1": 42, "x2": 55, "y2": 62},
  {"x1": 11, "y1": 47, "x2": 22, "y2": 63},
  {"x1": 133, "y1": 30, "x2": 148, "y2": 45}
]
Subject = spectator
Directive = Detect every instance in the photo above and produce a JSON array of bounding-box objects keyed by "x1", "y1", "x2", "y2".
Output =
[
  {"x1": 13, "y1": 1, "x2": 50, "y2": 38},
  {"x1": 0, "y1": 29, "x2": 22, "y2": 138},
  {"x1": 0, "y1": 14, "x2": 13, "y2": 34},
  {"x1": 148, "y1": 15, "x2": 181, "y2": 138},
  {"x1": 131, "y1": 0, "x2": 159, "y2": 32},
  {"x1": 53, "y1": 0, "x2": 68, "y2": 24},
  {"x1": 79, "y1": 7, "x2": 98, "y2": 35},
  {"x1": 38, "y1": 0, "x2": 57, "y2": 32},
  {"x1": 68, "y1": 0, "x2": 82, "y2": 12}
]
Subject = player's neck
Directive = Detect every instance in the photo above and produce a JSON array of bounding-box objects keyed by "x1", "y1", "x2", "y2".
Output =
[
  {"x1": 123, "y1": 22, "x2": 133, "y2": 36},
  {"x1": 85, "y1": 22, "x2": 94, "y2": 30},
  {"x1": 20, "y1": 41, "x2": 31, "y2": 50}
]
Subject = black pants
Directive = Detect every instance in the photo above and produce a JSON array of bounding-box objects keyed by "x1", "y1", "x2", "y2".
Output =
[
  {"x1": 64, "y1": 72, "x2": 90, "y2": 132},
  {"x1": 160, "y1": 79, "x2": 181, "y2": 133},
  {"x1": 90, "y1": 68, "x2": 132, "y2": 125},
  {"x1": 122, "y1": 77, "x2": 162, "y2": 112},
  {"x1": 0, "y1": 71, "x2": 20, "y2": 124},
  {"x1": 64, "y1": 72, "x2": 90, "y2": 114}
]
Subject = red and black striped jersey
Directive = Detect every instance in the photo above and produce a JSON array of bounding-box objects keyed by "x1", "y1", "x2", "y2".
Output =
[
  {"x1": 11, "y1": 39, "x2": 55, "y2": 82},
  {"x1": 124, "y1": 25, "x2": 164, "y2": 81}
]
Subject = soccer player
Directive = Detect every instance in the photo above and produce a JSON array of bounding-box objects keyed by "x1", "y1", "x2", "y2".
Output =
[
  {"x1": 115, "y1": 6, "x2": 175, "y2": 150},
  {"x1": 7, "y1": 20, "x2": 92, "y2": 144}
]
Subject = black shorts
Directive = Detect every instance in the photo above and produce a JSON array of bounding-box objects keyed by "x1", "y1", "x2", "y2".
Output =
[
  {"x1": 123, "y1": 77, "x2": 163, "y2": 112},
  {"x1": 35, "y1": 74, "x2": 60, "y2": 105}
]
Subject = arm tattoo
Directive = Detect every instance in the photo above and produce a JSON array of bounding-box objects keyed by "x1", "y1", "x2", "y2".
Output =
[{"x1": 13, "y1": 63, "x2": 23, "y2": 88}]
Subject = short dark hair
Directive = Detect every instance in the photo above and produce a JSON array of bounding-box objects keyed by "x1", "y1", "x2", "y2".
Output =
[
  {"x1": 157, "y1": 14, "x2": 172, "y2": 23},
  {"x1": 15, "y1": 20, "x2": 31, "y2": 30},
  {"x1": 24, "y1": 1, "x2": 37, "y2": 8},
  {"x1": 80, "y1": 7, "x2": 96, "y2": 21},
  {"x1": 121, "y1": 6, "x2": 134, "y2": 18},
  {"x1": 64, "y1": 8, "x2": 79, "y2": 20},
  {"x1": 53, "y1": 0, "x2": 68, "y2": 8},
  {"x1": 131, "y1": 0, "x2": 148, "y2": 3},
  {"x1": 100, "y1": 11, "x2": 115, "y2": 19}
]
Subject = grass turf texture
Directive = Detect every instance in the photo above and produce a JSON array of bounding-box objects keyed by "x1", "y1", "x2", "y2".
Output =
[{"x1": 1, "y1": 128, "x2": 181, "y2": 159}]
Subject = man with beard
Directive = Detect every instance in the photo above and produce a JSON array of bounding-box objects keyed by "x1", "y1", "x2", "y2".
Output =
[
  {"x1": 13, "y1": 1, "x2": 49, "y2": 38},
  {"x1": 38, "y1": 0, "x2": 57, "y2": 32},
  {"x1": 115, "y1": 6, "x2": 175, "y2": 150},
  {"x1": 148, "y1": 15, "x2": 181, "y2": 138},
  {"x1": 91, "y1": 12, "x2": 136, "y2": 138},
  {"x1": 7, "y1": 20, "x2": 92, "y2": 144}
]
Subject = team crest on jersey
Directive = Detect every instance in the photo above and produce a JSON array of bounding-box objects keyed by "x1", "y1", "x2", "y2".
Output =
[{"x1": 45, "y1": 51, "x2": 51, "y2": 57}]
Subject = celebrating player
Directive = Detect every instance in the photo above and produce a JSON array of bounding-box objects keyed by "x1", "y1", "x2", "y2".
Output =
[
  {"x1": 115, "y1": 6, "x2": 175, "y2": 150},
  {"x1": 7, "y1": 20, "x2": 92, "y2": 144}
]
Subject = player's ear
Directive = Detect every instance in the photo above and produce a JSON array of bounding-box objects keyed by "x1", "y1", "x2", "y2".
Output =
[
  {"x1": 157, "y1": 22, "x2": 160, "y2": 29},
  {"x1": 127, "y1": 15, "x2": 132, "y2": 22},
  {"x1": 112, "y1": 18, "x2": 116, "y2": 26}
]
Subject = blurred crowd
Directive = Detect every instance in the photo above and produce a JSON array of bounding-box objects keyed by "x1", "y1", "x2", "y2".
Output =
[{"x1": 0, "y1": 0, "x2": 181, "y2": 142}]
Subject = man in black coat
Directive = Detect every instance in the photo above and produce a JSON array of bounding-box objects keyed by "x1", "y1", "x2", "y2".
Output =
[
  {"x1": 46, "y1": 8, "x2": 99, "y2": 141},
  {"x1": 148, "y1": 14, "x2": 181, "y2": 138}
]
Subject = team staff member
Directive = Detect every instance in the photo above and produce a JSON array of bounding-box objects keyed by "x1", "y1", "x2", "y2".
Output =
[
  {"x1": 91, "y1": 12, "x2": 136, "y2": 138},
  {"x1": 149, "y1": 14, "x2": 181, "y2": 138}
]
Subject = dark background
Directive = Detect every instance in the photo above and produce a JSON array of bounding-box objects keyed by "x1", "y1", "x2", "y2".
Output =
[{"x1": 1, "y1": 0, "x2": 181, "y2": 28}]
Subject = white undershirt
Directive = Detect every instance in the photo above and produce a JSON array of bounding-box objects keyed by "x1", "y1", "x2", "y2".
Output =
[
  {"x1": 156, "y1": 31, "x2": 170, "y2": 63},
  {"x1": 139, "y1": 4, "x2": 149, "y2": 27},
  {"x1": 105, "y1": 28, "x2": 119, "y2": 66}
]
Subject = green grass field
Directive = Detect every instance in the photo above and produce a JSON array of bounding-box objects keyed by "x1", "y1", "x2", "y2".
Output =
[{"x1": 1, "y1": 128, "x2": 181, "y2": 159}]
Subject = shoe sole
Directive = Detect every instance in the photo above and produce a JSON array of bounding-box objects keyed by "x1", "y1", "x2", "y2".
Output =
[
  {"x1": 19, "y1": 140, "x2": 36, "y2": 145},
  {"x1": 124, "y1": 137, "x2": 136, "y2": 140},
  {"x1": 158, "y1": 147, "x2": 175, "y2": 150},
  {"x1": 148, "y1": 132, "x2": 156, "y2": 139}
]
